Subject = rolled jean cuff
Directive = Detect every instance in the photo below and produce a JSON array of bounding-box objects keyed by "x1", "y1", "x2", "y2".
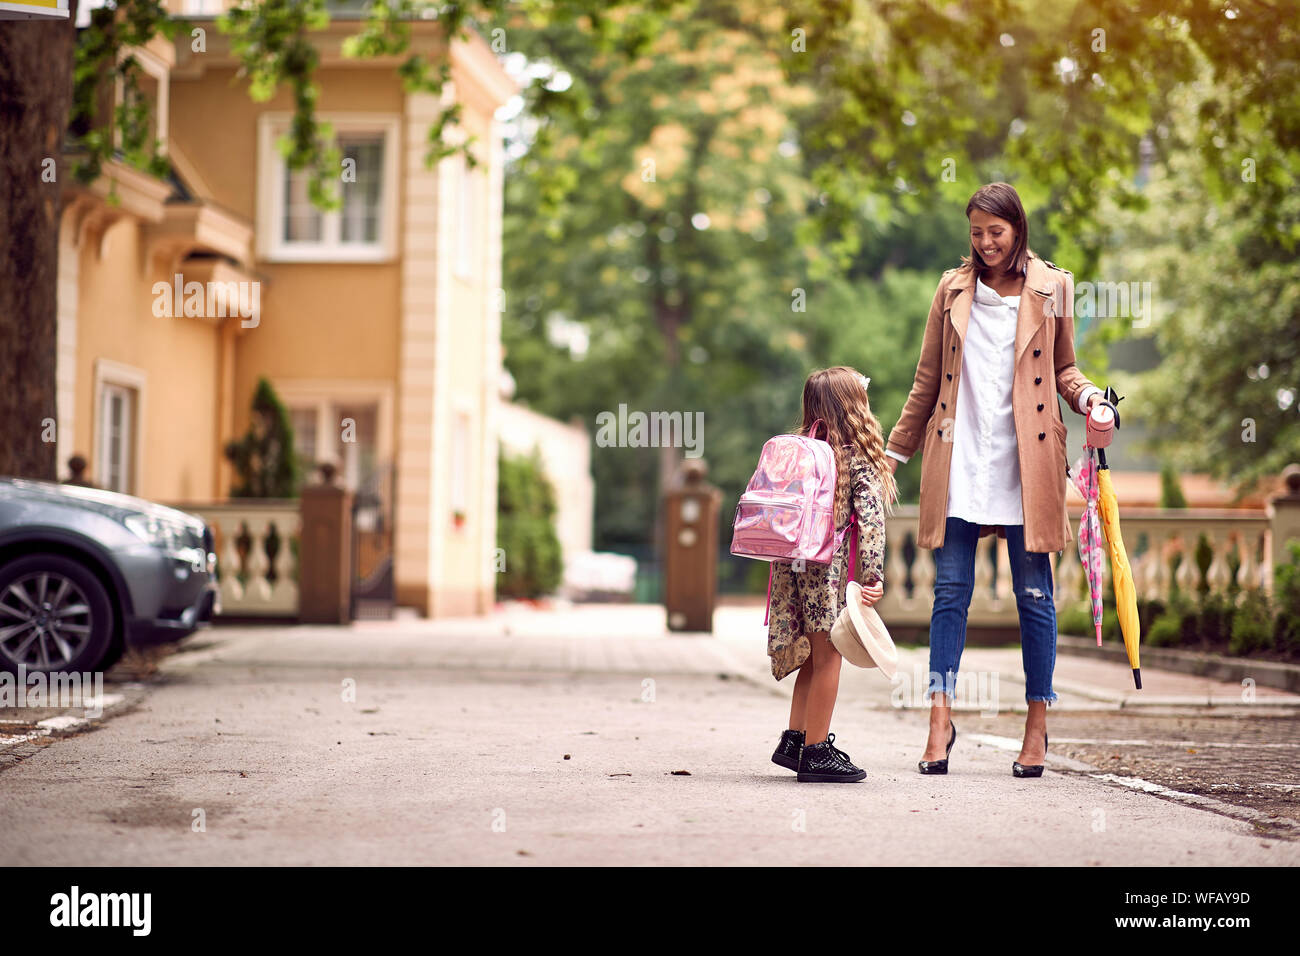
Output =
[{"x1": 926, "y1": 671, "x2": 960, "y2": 702}]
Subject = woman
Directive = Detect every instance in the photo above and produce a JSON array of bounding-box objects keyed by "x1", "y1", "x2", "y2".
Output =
[{"x1": 884, "y1": 182, "x2": 1103, "y2": 778}]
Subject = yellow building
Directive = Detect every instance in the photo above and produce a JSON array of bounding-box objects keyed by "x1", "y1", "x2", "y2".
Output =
[{"x1": 56, "y1": 7, "x2": 516, "y2": 617}]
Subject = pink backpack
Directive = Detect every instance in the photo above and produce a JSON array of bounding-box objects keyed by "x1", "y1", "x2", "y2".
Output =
[{"x1": 730, "y1": 419, "x2": 857, "y2": 624}]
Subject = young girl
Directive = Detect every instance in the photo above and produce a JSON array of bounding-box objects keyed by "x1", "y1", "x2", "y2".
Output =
[{"x1": 767, "y1": 366, "x2": 899, "y2": 782}]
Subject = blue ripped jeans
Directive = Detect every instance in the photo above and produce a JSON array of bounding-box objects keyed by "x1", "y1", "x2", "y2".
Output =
[{"x1": 927, "y1": 516, "x2": 1059, "y2": 704}]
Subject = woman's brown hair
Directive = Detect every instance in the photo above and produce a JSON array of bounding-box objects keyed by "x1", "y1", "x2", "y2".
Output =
[
  {"x1": 796, "y1": 366, "x2": 900, "y2": 528},
  {"x1": 961, "y1": 181, "x2": 1029, "y2": 280}
]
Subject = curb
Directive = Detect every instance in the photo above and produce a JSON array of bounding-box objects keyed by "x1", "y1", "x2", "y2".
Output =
[
  {"x1": 0, "y1": 687, "x2": 144, "y2": 772},
  {"x1": 1057, "y1": 635, "x2": 1300, "y2": 694}
]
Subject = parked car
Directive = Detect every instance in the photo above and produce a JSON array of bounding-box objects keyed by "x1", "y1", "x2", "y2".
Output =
[{"x1": 0, "y1": 478, "x2": 218, "y2": 674}]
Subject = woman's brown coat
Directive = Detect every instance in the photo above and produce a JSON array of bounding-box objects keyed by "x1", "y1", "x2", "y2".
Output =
[{"x1": 885, "y1": 250, "x2": 1098, "y2": 554}]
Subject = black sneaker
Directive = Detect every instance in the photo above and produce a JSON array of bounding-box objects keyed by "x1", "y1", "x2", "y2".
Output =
[
  {"x1": 796, "y1": 732, "x2": 866, "y2": 783},
  {"x1": 771, "y1": 729, "x2": 805, "y2": 771}
]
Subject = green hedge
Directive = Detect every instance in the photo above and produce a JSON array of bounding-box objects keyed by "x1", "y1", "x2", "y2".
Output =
[
  {"x1": 1057, "y1": 538, "x2": 1300, "y2": 661},
  {"x1": 496, "y1": 445, "x2": 562, "y2": 599}
]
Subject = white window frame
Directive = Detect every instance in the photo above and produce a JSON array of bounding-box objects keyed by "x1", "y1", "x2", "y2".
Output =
[
  {"x1": 93, "y1": 359, "x2": 147, "y2": 495},
  {"x1": 257, "y1": 113, "x2": 400, "y2": 263},
  {"x1": 272, "y1": 379, "x2": 394, "y2": 492}
]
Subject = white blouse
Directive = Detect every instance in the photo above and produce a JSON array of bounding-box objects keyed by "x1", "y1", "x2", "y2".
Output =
[
  {"x1": 886, "y1": 275, "x2": 1100, "y2": 528},
  {"x1": 946, "y1": 276, "x2": 1026, "y2": 524}
]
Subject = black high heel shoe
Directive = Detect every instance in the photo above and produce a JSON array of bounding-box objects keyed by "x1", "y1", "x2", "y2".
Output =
[
  {"x1": 917, "y1": 721, "x2": 957, "y2": 775},
  {"x1": 1012, "y1": 732, "x2": 1048, "y2": 778}
]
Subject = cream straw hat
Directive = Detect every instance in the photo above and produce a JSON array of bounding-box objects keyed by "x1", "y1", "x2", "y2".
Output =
[{"x1": 830, "y1": 581, "x2": 898, "y2": 679}]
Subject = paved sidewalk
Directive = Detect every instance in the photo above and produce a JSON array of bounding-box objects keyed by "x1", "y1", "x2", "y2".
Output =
[
  {"x1": 0, "y1": 604, "x2": 1293, "y2": 866},
  {"x1": 392, "y1": 601, "x2": 1300, "y2": 714}
]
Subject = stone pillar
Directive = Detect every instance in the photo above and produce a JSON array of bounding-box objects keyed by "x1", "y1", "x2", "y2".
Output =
[
  {"x1": 1265, "y1": 464, "x2": 1300, "y2": 595},
  {"x1": 662, "y1": 459, "x2": 722, "y2": 633},
  {"x1": 299, "y1": 465, "x2": 354, "y2": 624}
]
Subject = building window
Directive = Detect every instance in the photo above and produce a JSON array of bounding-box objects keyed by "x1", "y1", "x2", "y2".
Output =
[
  {"x1": 287, "y1": 399, "x2": 381, "y2": 493},
  {"x1": 341, "y1": 134, "x2": 385, "y2": 244},
  {"x1": 283, "y1": 165, "x2": 323, "y2": 243},
  {"x1": 259, "y1": 115, "x2": 399, "y2": 262},
  {"x1": 98, "y1": 383, "x2": 136, "y2": 494},
  {"x1": 289, "y1": 407, "x2": 319, "y2": 470}
]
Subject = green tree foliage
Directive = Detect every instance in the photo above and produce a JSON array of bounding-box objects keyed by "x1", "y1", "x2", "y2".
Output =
[
  {"x1": 779, "y1": 0, "x2": 1300, "y2": 278},
  {"x1": 1077, "y1": 71, "x2": 1300, "y2": 500},
  {"x1": 71, "y1": 0, "x2": 178, "y2": 187},
  {"x1": 225, "y1": 377, "x2": 302, "y2": 498},
  {"x1": 498, "y1": 1, "x2": 990, "y2": 560},
  {"x1": 496, "y1": 445, "x2": 563, "y2": 598},
  {"x1": 498, "y1": 1, "x2": 822, "y2": 555}
]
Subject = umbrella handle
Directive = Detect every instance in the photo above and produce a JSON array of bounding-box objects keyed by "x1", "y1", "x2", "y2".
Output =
[{"x1": 1102, "y1": 385, "x2": 1124, "y2": 430}]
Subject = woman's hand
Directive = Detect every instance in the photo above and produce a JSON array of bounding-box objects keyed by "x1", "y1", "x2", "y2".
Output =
[
  {"x1": 886, "y1": 457, "x2": 899, "y2": 476},
  {"x1": 859, "y1": 580, "x2": 884, "y2": 607}
]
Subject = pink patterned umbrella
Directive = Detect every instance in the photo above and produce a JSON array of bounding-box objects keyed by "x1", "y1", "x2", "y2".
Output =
[{"x1": 1071, "y1": 448, "x2": 1105, "y2": 646}]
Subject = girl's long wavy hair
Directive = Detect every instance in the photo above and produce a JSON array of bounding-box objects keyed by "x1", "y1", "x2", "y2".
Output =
[{"x1": 795, "y1": 366, "x2": 900, "y2": 527}]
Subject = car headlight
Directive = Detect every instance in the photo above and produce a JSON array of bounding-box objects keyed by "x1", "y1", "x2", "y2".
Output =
[{"x1": 124, "y1": 514, "x2": 188, "y2": 552}]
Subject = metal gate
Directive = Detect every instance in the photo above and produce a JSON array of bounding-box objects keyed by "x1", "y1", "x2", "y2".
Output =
[{"x1": 351, "y1": 464, "x2": 396, "y2": 619}]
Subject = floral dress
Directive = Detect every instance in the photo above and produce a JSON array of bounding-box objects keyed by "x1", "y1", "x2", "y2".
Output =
[{"x1": 766, "y1": 454, "x2": 888, "y2": 681}]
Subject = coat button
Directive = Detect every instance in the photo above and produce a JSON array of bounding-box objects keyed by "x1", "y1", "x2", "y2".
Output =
[
  {"x1": 946, "y1": 373, "x2": 953, "y2": 381},
  {"x1": 938, "y1": 429, "x2": 943, "y2": 437},
  {"x1": 941, "y1": 402, "x2": 946, "y2": 409},
  {"x1": 951, "y1": 345, "x2": 956, "y2": 352},
  {"x1": 1033, "y1": 348, "x2": 1041, "y2": 357},
  {"x1": 1038, "y1": 432, "x2": 1046, "y2": 440},
  {"x1": 1037, "y1": 403, "x2": 1044, "y2": 411},
  {"x1": 1034, "y1": 376, "x2": 1042, "y2": 385}
]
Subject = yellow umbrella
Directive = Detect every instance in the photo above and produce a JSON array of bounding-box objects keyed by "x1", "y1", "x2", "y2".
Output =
[{"x1": 1094, "y1": 392, "x2": 1141, "y2": 688}]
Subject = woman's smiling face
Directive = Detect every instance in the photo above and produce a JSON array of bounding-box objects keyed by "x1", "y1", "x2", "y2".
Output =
[{"x1": 969, "y1": 208, "x2": 1016, "y2": 271}]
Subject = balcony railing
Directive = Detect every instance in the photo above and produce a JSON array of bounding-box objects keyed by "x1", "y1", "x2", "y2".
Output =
[
  {"x1": 874, "y1": 505, "x2": 1275, "y2": 627},
  {"x1": 178, "y1": 500, "x2": 301, "y2": 617}
]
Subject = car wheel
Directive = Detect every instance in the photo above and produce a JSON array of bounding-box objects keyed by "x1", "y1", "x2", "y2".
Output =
[{"x1": 0, "y1": 555, "x2": 115, "y2": 674}]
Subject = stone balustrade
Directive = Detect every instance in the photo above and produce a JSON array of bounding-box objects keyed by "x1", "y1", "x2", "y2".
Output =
[
  {"x1": 875, "y1": 504, "x2": 1280, "y2": 629},
  {"x1": 176, "y1": 501, "x2": 302, "y2": 617}
]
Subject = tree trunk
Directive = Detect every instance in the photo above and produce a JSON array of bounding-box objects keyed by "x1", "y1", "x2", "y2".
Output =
[{"x1": 0, "y1": 14, "x2": 77, "y2": 480}]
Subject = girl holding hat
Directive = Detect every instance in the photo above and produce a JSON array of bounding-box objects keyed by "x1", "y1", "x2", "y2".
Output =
[
  {"x1": 767, "y1": 367, "x2": 900, "y2": 782},
  {"x1": 884, "y1": 183, "x2": 1105, "y2": 778}
]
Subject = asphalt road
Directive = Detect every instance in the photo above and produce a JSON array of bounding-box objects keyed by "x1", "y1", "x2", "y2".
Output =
[{"x1": 0, "y1": 613, "x2": 1295, "y2": 866}]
